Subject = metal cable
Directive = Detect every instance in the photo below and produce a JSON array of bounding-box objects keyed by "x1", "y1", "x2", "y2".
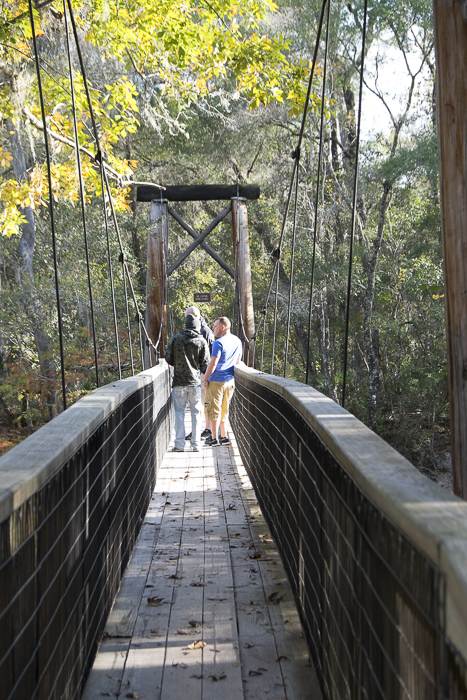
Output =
[
  {"x1": 305, "y1": 0, "x2": 331, "y2": 385},
  {"x1": 65, "y1": 0, "x2": 158, "y2": 366},
  {"x1": 121, "y1": 253, "x2": 134, "y2": 375},
  {"x1": 28, "y1": 0, "x2": 67, "y2": 410},
  {"x1": 283, "y1": 157, "x2": 300, "y2": 376},
  {"x1": 99, "y1": 158, "x2": 122, "y2": 379},
  {"x1": 342, "y1": 0, "x2": 368, "y2": 408},
  {"x1": 271, "y1": 261, "x2": 280, "y2": 374},
  {"x1": 63, "y1": 0, "x2": 100, "y2": 387},
  {"x1": 259, "y1": 0, "x2": 329, "y2": 374}
]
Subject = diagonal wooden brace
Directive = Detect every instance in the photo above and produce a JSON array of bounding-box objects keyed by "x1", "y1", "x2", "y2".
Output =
[
  {"x1": 167, "y1": 203, "x2": 232, "y2": 276},
  {"x1": 167, "y1": 207, "x2": 234, "y2": 278}
]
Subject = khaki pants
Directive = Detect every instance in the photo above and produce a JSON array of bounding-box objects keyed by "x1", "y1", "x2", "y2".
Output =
[{"x1": 205, "y1": 380, "x2": 235, "y2": 422}]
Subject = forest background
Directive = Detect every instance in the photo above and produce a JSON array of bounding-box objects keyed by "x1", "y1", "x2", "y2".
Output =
[{"x1": 0, "y1": 0, "x2": 450, "y2": 488}]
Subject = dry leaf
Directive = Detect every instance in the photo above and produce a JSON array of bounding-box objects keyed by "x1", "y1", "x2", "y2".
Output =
[
  {"x1": 187, "y1": 640, "x2": 207, "y2": 650},
  {"x1": 277, "y1": 655, "x2": 289, "y2": 661},
  {"x1": 190, "y1": 674, "x2": 203, "y2": 679},
  {"x1": 177, "y1": 629, "x2": 189, "y2": 635},
  {"x1": 244, "y1": 643, "x2": 255, "y2": 649},
  {"x1": 209, "y1": 673, "x2": 227, "y2": 681},
  {"x1": 227, "y1": 503, "x2": 237, "y2": 510},
  {"x1": 168, "y1": 574, "x2": 182, "y2": 580},
  {"x1": 249, "y1": 550, "x2": 262, "y2": 559},
  {"x1": 249, "y1": 669, "x2": 263, "y2": 676},
  {"x1": 190, "y1": 582, "x2": 205, "y2": 587},
  {"x1": 268, "y1": 592, "x2": 284, "y2": 604},
  {"x1": 188, "y1": 620, "x2": 200, "y2": 627},
  {"x1": 147, "y1": 597, "x2": 164, "y2": 606}
]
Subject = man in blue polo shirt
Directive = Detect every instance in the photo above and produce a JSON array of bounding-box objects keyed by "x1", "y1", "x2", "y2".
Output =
[{"x1": 203, "y1": 316, "x2": 242, "y2": 447}]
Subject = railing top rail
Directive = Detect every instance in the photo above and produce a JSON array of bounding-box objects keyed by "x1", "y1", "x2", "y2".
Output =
[
  {"x1": 235, "y1": 365, "x2": 467, "y2": 660},
  {"x1": 0, "y1": 361, "x2": 170, "y2": 522}
]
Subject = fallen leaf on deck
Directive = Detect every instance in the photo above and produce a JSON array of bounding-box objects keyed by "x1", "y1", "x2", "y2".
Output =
[
  {"x1": 177, "y1": 629, "x2": 189, "y2": 635},
  {"x1": 147, "y1": 597, "x2": 164, "y2": 606},
  {"x1": 244, "y1": 643, "x2": 255, "y2": 649},
  {"x1": 249, "y1": 670, "x2": 263, "y2": 676},
  {"x1": 249, "y1": 551, "x2": 262, "y2": 559},
  {"x1": 187, "y1": 640, "x2": 207, "y2": 650},
  {"x1": 190, "y1": 582, "x2": 205, "y2": 587},
  {"x1": 209, "y1": 673, "x2": 227, "y2": 681},
  {"x1": 168, "y1": 574, "x2": 182, "y2": 579},
  {"x1": 190, "y1": 674, "x2": 204, "y2": 679},
  {"x1": 277, "y1": 656, "x2": 289, "y2": 662},
  {"x1": 164, "y1": 501, "x2": 171, "y2": 505},
  {"x1": 126, "y1": 693, "x2": 142, "y2": 699},
  {"x1": 268, "y1": 592, "x2": 284, "y2": 604},
  {"x1": 227, "y1": 503, "x2": 237, "y2": 510},
  {"x1": 188, "y1": 620, "x2": 200, "y2": 627},
  {"x1": 258, "y1": 667, "x2": 268, "y2": 672}
]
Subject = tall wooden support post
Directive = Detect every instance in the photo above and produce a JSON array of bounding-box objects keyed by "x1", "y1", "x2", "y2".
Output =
[
  {"x1": 231, "y1": 198, "x2": 256, "y2": 365},
  {"x1": 433, "y1": 0, "x2": 467, "y2": 497},
  {"x1": 145, "y1": 200, "x2": 168, "y2": 368}
]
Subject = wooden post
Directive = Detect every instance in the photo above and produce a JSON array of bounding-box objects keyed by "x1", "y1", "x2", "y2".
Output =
[
  {"x1": 145, "y1": 200, "x2": 168, "y2": 367},
  {"x1": 231, "y1": 198, "x2": 256, "y2": 366},
  {"x1": 433, "y1": 0, "x2": 467, "y2": 497}
]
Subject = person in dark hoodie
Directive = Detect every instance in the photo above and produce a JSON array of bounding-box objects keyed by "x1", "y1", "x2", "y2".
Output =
[
  {"x1": 165, "y1": 314, "x2": 210, "y2": 452},
  {"x1": 184, "y1": 306, "x2": 215, "y2": 439}
]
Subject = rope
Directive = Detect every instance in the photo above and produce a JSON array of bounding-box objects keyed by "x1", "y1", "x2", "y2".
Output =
[
  {"x1": 63, "y1": 0, "x2": 100, "y2": 388},
  {"x1": 283, "y1": 155, "x2": 300, "y2": 376},
  {"x1": 342, "y1": 0, "x2": 368, "y2": 409},
  {"x1": 28, "y1": 0, "x2": 67, "y2": 410},
  {"x1": 305, "y1": 0, "x2": 331, "y2": 385}
]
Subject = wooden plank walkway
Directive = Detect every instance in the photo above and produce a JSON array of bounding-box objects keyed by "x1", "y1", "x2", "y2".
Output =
[{"x1": 82, "y1": 422, "x2": 322, "y2": 700}]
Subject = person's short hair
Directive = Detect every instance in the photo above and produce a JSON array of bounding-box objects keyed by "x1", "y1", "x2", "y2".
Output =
[
  {"x1": 216, "y1": 316, "x2": 231, "y2": 330},
  {"x1": 185, "y1": 305, "x2": 200, "y2": 318}
]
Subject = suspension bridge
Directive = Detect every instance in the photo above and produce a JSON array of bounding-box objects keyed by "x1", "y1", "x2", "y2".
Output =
[{"x1": 1, "y1": 0, "x2": 467, "y2": 697}]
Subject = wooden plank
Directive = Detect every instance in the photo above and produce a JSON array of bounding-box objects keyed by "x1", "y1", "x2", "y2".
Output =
[
  {"x1": 83, "y1": 417, "x2": 322, "y2": 700},
  {"x1": 433, "y1": 0, "x2": 467, "y2": 499},
  {"x1": 137, "y1": 184, "x2": 260, "y2": 202}
]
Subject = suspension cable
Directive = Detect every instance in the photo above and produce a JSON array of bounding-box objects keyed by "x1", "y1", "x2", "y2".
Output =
[
  {"x1": 121, "y1": 253, "x2": 134, "y2": 375},
  {"x1": 66, "y1": 0, "x2": 158, "y2": 368},
  {"x1": 283, "y1": 156, "x2": 300, "y2": 376},
  {"x1": 63, "y1": 0, "x2": 100, "y2": 387},
  {"x1": 28, "y1": 0, "x2": 67, "y2": 410},
  {"x1": 271, "y1": 261, "x2": 280, "y2": 374},
  {"x1": 261, "y1": 0, "x2": 329, "y2": 374},
  {"x1": 342, "y1": 0, "x2": 368, "y2": 408},
  {"x1": 305, "y1": 0, "x2": 331, "y2": 385}
]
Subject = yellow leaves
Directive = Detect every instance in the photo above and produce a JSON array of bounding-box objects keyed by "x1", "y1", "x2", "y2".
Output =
[{"x1": 0, "y1": 147, "x2": 13, "y2": 168}]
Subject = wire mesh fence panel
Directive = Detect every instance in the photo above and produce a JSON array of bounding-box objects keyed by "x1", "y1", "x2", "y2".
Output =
[
  {"x1": 231, "y1": 370, "x2": 467, "y2": 700},
  {"x1": 0, "y1": 367, "x2": 172, "y2": 700}
]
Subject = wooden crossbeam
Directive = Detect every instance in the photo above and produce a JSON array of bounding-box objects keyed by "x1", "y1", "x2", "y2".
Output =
[{"x1": 137, "y1": 184, "x2": 260, "y2": 202}]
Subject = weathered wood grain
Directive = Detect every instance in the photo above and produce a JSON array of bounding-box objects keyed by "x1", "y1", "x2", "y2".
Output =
[
  {"x1": 433, "y1": 0, "x2": 467, "y2": 498},
  {"x1": 82, "y1": 417, "x2": 322, "y2": 699}
]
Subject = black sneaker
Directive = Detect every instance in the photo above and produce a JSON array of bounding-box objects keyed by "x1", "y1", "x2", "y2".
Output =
[
  {"x1": 201, "y1": 428, "x2": 211, "y2": 438},
  {"x1": 219, "y1": 436, "x2": 230, "y2": 445},
  {"x1": 185, "y1": 432, "x2": 192, "y2": 440},
  {"x1": 209, "y1": 438, "x2": 220, "y2": 447}
]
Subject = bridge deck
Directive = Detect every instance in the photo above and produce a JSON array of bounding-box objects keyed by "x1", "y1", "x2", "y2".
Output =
[{"x1": 82, "y1": 424, "x2": 321, "y2": 700}]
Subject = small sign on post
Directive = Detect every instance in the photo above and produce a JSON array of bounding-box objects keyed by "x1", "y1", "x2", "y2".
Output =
[{"x1": 194, "y1": 293, "x2": 211, "y2": 303}]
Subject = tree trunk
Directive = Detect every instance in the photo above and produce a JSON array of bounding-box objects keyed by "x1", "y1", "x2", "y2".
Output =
[{"x1": 363, "y1": 179, "x2": 392, "y2": 430}]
